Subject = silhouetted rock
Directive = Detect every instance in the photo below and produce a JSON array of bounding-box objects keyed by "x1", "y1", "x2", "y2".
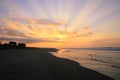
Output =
[
  {"x1": 0, "y1": 41, "x2": 26, "y2": 49},
  {"x1": 2, "y1": 43, "x2": 9, "y2": 49},
  {"x1": 18, "y1": 43, "x2": 26, "y2": 48},
  {"x1": 9, "y1": 41, "x2": 16, "y2": 45},
  {"x1": 0, "y1": 42, "x2": 1, "y2": 45}
]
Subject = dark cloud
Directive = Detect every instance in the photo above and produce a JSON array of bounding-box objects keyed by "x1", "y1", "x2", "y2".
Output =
[
  {"x1": 0, "y1": 37, "x2": 59, "y2": 43},
  {"x1": 0, "y1": 28, "x2": 27, "y2": 37},
  {"x1": 0, "y1": 37, "x2": 40, "y2": 43}
]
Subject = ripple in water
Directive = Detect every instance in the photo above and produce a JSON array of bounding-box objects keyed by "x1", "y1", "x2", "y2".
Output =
[{"x1": 51, "y1": 49, "x2": 120, "y2": 80}]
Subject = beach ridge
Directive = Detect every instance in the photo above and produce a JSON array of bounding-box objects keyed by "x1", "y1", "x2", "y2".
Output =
[{"x1": 0, "y1": 48, "x2": 115, "y2": 80}]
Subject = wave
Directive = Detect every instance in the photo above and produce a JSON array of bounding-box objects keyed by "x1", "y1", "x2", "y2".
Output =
[{"x1": 65, "y1": 47, "x2": 120, "y2": 51}]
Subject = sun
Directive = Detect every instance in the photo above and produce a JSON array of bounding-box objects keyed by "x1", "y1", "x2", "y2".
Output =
[{"x1": 56, "y1": 34, "x2": 65, "y2": 42}]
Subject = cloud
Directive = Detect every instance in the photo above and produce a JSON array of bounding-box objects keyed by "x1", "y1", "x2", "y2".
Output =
[
  {"x1": 0, "y1": 29, "x2": 27, "y2": 38},
  {"x1": 0, "y1": 37, "x2": 59, "y2": 43},
  {"x1": 92, "y1": 38, "x2": 120, "y2": 43},
  {"x1": 0, "y1": 23, "x2": 61, "y2": 43},
  {"x1": 82, "y1": 26, "x2": 91, "y2": 31},
  {"x1": 0, "y1": 17, "x2": 94, "y2": 44},
  {"x1": 61, "y1": 26, "x2": 93, "y2": 38},
  {"x1": 79, "y1": 32, "x2": 93, "y2": 36},
  {"x1": 9, "y1": 17, "x2": 63, "y2": 25},
  {"x1": 90, "y1": 38, "x2": 120, "y2": 47},
  {"x1": 67, "y1": 32, "x2": 93, "y2": 38},
  {"x1": 0, "y1": 21, "x2": 28, "y2": 38}
]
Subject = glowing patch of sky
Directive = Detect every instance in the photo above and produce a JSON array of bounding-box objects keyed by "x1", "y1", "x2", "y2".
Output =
[{"x1": 0, "y1": 0, "x2": 120, "y2": 48}]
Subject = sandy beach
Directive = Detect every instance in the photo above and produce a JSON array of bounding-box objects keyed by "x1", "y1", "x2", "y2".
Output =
[{"x1": 0, "y1": 48, "x2": 115, "y2": 80}]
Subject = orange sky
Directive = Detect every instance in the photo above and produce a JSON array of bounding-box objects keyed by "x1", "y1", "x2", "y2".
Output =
[{"x1": 0, "y1": 0, "x2": 120, "y2": 48}]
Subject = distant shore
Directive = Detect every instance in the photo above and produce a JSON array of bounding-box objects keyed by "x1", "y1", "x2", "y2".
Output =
[{"x1": 0, "y1": 48, "x2": 115, "y2": 80}]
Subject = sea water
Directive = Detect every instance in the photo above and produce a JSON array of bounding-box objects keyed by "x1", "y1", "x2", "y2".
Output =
[{"x1": 51, "y1": 48, "x2": 120, "y2": 80}]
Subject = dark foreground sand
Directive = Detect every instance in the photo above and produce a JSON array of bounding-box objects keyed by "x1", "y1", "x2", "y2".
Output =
[{"x1": 0, "y1": 48, "x2": 115, "y2": 80}]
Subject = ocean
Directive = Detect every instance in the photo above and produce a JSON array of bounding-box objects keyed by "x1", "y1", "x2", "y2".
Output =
[{"x1": 51, "y1": 48, "x2": 120, "y2": 80}]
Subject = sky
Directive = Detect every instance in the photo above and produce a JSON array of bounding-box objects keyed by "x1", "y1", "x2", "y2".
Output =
[{"x1": 0, "y1": 0, "x2": 120, "y2": 48}]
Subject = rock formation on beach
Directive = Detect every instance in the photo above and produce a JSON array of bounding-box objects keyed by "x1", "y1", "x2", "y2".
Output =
[{"x1": 0, "y1": 41, "x2": 26, "y2": 49}]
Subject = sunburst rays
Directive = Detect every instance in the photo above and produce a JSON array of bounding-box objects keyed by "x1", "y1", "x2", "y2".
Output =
[{"x1": 0, "y1": 0, "x2": 120, "y2": 48}]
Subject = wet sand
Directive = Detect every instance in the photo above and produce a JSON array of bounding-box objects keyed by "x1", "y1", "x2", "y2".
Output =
[{"x1": 0, "y1": 48, "x2": 115, "y2": 80}]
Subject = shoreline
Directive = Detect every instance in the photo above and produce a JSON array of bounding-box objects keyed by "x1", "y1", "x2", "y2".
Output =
[{"x1": 0, "y1": 48, "x2": 115, "y2": 80}]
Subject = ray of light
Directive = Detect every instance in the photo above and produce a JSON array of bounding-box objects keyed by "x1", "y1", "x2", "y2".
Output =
[
  {"x1": 23, "y1": 0, "x2": 48, "y2": 18},
  {"x1": 70, "y1": 0, "x2": 102, "y2": 27},
  {"x1": 0, "y1": 0, "x2": 120, "y2": 48},
  {"x1": 38, "y1": 0, "x2": 58, "y2": 20}
]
